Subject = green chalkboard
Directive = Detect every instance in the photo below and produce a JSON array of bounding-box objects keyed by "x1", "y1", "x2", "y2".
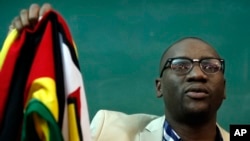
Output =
[{"x1": 1, "y1": 0, "x2": 250, "y2": 131}]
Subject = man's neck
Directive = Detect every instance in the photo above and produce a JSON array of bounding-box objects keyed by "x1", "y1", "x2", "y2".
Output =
[{"x1": 166, "y1": 115, "x2": 218, "y2": 141}]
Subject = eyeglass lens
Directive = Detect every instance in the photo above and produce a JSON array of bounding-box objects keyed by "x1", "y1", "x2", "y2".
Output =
[{"x1": 171, "y1": 58, "x2": 222, "y2": 74}]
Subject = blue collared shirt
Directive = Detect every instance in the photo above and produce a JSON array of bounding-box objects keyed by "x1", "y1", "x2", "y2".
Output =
[{"x1": 163, "y1": 120, "x2": 223, "y2": 141}]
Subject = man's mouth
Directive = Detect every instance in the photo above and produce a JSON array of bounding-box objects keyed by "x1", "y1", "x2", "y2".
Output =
[{"x1": 185, "y1": 87, "x2": 209, "y2": 99}]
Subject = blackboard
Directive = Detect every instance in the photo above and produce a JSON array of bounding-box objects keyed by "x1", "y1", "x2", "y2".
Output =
[{"x1": 1, "y1": 0, "x2": 250, "y2": 131}]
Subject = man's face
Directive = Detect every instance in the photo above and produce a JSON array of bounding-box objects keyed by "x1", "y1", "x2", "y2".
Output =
[{"x1": 158, "y1": 39, "x2": 226, "y2": 122}]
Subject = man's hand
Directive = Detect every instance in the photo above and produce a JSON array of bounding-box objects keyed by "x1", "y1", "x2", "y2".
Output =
[{"x1": 9, "y1": 3, "x2": 53, "y2": 32}]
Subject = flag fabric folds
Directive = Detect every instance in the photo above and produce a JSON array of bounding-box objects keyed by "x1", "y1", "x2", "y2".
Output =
[{"x1": 0, "y1": 10, "x2": 91, "y2": 141}]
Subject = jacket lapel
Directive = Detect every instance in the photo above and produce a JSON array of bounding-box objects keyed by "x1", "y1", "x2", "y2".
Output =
[
  {"x1": 137, "y1": 115, "x2": 229, "y2": 141},
  {"x1": 138, "y1": 116, "x2": 165, "y2": 141}
]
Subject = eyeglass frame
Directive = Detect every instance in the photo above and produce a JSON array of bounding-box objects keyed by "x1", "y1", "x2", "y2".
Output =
[{"x1": 160, "y1": 57, "x2": 225, "y2": 77}]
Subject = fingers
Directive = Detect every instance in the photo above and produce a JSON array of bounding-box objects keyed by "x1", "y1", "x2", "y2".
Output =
[
  {"x1": 20, "y1": 9, "x2": 30, "y2": 28},
  {"x1": 39, "y1": 3, "x2": 53, "y2": 18},
  {"x1": 28, "y1": 3, "x2": 40, "y2": 26},
  {"x1": 9, "y1": 3, "x2": 53, "y2": 32},
  {"x1": 11, "y1": 16, "x2": 23, "y2": 31}
]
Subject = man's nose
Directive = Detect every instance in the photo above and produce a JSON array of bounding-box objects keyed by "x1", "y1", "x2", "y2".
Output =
[{"x1": 186, "y1": 65, "x2": 208, "y2": 82}]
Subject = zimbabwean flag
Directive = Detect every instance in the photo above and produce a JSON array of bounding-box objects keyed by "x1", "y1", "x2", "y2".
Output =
[{"x1": 0, "y1": 10, "x2": 91, "y2": 141}]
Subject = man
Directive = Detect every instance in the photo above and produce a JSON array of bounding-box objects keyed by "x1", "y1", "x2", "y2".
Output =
[
  {"x1": 155, "y1": 37, "x2": 228, "y2": 141},
  {"x1": 90, "y1": 37, "x2": 229, "y2": 141},
  {"x1": 9, "y1": 3, "x2": 229, "y2": 141}
]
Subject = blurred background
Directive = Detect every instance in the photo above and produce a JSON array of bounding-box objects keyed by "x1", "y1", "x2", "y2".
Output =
[{"x1": 0, "y1": 0, "x2": 249, "y2": 131}]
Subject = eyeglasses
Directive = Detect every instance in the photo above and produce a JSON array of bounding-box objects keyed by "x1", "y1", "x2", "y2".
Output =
[{"x1": 160, "y1": 57, "x2": 225, "y2": 77}]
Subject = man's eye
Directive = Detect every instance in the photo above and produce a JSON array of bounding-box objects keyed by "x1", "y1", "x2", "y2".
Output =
[
  {"x1": 202, "y1": 64, "x2": 219, "y2": 71},
  {"x1": 173, "y1": 63, "x2": 190, "y2": 70}
]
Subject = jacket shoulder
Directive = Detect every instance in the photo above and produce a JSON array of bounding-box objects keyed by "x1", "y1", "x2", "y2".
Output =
[{"x1": 90, "y1": 110, "x2": 160, "y2": 141}]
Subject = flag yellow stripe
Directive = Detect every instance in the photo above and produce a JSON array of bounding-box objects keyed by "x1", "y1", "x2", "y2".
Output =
[
  {"x1": 33, "y1": 113, "x2": 50, "y2": 141},
  {"x1": 68, "y1": 104, "x2": 80, "y2": 141},
  {"x1": 27, "y1": 77, "x2": 59, "y2": 121},
  {"x1": 0, "y1": 29, "x2": 18, "y2": 69},
  {"x1": 72, "y1": 41, "x2": 79, "y2": 59}
]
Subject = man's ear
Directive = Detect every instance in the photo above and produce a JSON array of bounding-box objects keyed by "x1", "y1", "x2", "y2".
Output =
[{"x1": 155, "y1": 78, "x2": 163, "y2": 98}]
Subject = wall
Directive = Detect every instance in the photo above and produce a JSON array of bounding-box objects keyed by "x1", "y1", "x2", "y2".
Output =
[{"x1": 0, "y1": 0, "x2": 250, "y2": 131}]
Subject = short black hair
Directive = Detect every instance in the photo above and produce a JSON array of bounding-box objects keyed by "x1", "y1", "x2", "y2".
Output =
[{"x1": 159, "y1": 36, "x2": 212, "y2": 76}]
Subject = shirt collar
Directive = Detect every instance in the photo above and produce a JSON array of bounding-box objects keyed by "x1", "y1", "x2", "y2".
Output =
[{"x1": 163, "y1": 120, "x2": 223, "y2": 141}]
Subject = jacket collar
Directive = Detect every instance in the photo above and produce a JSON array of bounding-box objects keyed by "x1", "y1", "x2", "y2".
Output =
[
  {"x1": 138, "y1": 116, "x2": 229, "y2": 141},
  {"x1": 138, "y1": 116, "x2": 165, "y2": 141}
]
